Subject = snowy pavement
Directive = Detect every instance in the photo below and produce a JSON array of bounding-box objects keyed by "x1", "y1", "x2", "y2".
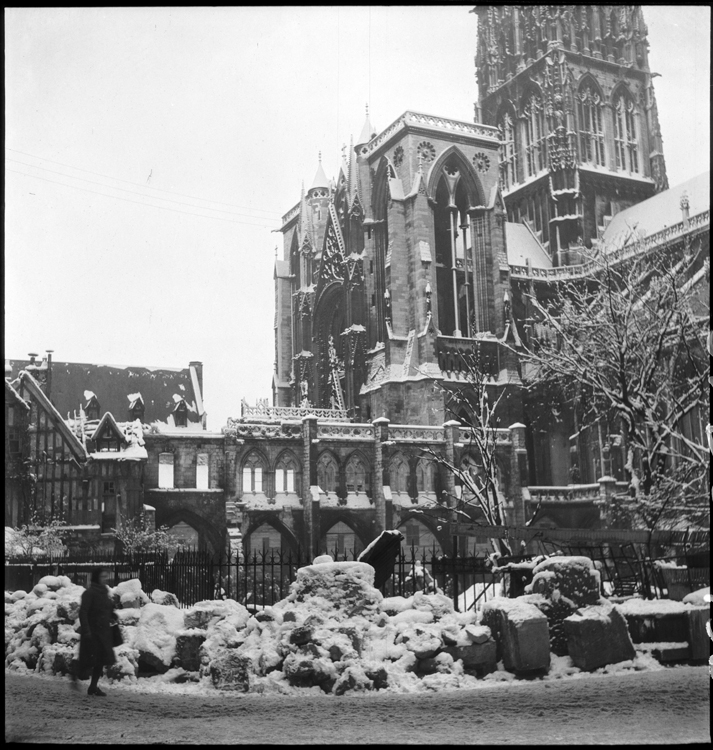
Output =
[{"x1": 5, "y1": 665, "x2": 710, "y2": 745}]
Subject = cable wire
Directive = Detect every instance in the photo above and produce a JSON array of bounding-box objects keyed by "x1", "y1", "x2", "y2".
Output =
[
  {"x1": 5, "y1": 146, "x2": 282, "y2": 218},
  {"x1": 7, "y1": 168, "x2": 278, "y2": 228}
]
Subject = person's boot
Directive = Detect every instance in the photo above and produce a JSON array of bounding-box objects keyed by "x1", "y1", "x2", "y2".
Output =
[{"x1": 88, "y1": 686, "x2": 107, "y2": 696}]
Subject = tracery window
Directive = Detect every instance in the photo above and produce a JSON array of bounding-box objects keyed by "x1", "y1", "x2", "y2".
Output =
[
  {"x1": 523, "y1": 91, "x2": 547, "y2": 176},
  {"x1": 275, "y1": 453, "x2": 298, "y2": 493},
  {"x1": 388, "y1": 455, "x2": 410, "y2": 495},
  {"x1": 613, "y1": 92, "x2": 639, "y2": 173},
  {"x1": 415, "y1": 458, "x2": 436, "y2": 494},
  {"x1": 317, "y1": 452, "x2": 339, "y2": 493},
  {"x1": 345, "y1": 453, "x2": 370, "y2": 494},
  {"x1": 242, "y1": 453, "x2": 264, "y2": 494},
  {"x1": 578, "y1": 85, "x2": 605, "y2": 166},
  {"x1": 498, "y1": 111, "x2": 518, "y2": 190}
]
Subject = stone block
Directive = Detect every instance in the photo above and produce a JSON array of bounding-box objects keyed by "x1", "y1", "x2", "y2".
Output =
[
  {"x1": 138, "y1": 650, "x2": 171, "y2": 675},
  {"x1": 502, "y1": 616, "x2": 550, "y2": 673},
  {"x1": 530, "y1": 597, "x2": 578, "y2": 656},
  {"x1": 56, "y1": 600, "x2": 80, "y2": 623},
  {"x1": 564, "y1": 603, "x2": 635, "y2": 671},
  {"x1": 52, "y1": 648, "x2": 75, "y2": 676},
  {"x1": 686, "y1": 607, "x2": 710, "y2": 662},
  {"x1": 444, "y1": 640, "x2": 497, "y2": 677},
  {"x1": 464, "y1": 624, "x2": 491, "y2": 644},
  {"x1": 651, "y1": 644, "x2": 691, "y2": 664},
  {"x1": 365, "y1": 666, "x2": 388, "y2": 690},
  {"x1": 624, "y1": 612, "x2": 689, "y2": 643},
  {"x1": 175, "y1": 631, "x2": 206, "y2": 672},
  {"x1": 183, "y1": 608, "x2": 214, "y2": 631},
  {"x1": 289, "y1": 626, "x2": 313, "y2": 646},
  {"x1": 209, "y1": 652, "x2": 252, "y2": 692},
  {"x1": 481, "y1": 598, "x2": 550, "y2": 673},
  {"x1": 283, "y1": 651, "x2": 336, "y2": 690}
]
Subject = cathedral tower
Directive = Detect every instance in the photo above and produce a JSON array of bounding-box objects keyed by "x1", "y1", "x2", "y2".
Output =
[{"x1": 474, "y1": 6, "x2": 668, "y2": 264}]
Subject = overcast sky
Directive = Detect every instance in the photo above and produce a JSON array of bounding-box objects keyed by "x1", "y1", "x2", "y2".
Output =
[{"x1": 5, "y1": 6, "x2": 710, "y2": 429}]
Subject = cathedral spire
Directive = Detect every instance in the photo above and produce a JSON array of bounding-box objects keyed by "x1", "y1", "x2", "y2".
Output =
[{"x1": 356, "y1": 104, "x2": 374, "y2": 148}]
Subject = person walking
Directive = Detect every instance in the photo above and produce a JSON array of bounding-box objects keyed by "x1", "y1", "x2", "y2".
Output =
[{"x1": 77, "y1": 568, "x2": 118, "y2": 696}]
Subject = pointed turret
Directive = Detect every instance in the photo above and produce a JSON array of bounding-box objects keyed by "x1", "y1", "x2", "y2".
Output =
[
  {"x1": 355, "y1": 104, "x2": 375, "y2": 150},
  {"x1": 309, "y1": 151, "x2": 329, "y2": 191}
]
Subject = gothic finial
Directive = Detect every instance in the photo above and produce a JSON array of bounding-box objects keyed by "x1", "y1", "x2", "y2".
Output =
[
  {"x1": 366, "y1": 103, "x2": 369, "y2": 117},
  {"x1": 318, "y1": 151, "x2": 322, "y2": 163}
]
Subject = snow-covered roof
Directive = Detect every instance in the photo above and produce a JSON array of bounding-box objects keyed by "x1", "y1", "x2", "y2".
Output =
[
  {"x1": 5, "y1": 358, "x2": 205, "y2": 428},
  {"x1": 17, "y1": 371, "x2": 88, "y2": 462},
  {"x1": 601, "y1": 171, "x2": 709, "y2": 252},
  {"x1": 505, "y1": 221, "x2": 552, "y2": 269}
]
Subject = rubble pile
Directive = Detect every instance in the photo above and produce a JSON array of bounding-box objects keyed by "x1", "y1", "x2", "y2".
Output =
[{"x1": 5, "y1": 555, "x2": 706, "y2": 694}]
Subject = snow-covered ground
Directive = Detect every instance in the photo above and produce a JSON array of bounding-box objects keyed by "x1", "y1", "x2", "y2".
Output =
[
  {"x1": 5, "y1": 666, "x2": 710, "y2": 745},
  {"x1": 4, "y1": 559, "x2": 710, "y2": 700}
]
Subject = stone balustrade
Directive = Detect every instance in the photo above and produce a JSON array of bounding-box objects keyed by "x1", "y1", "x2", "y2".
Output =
[
  {"x1": 389, "y1": 425, "x2": 446, "y2": 443},
  {"x1": 362, "y1": 110, "x2": 499, "y2": 157},
  {"x1": 234, "y1": 405, "x2": 350, "y2": 423},
  {"x1": 525, "y1": 483, "x2": 601, "y2": 504},
  {"x1": 316, "y1": 423, "x2": 375, "y2": 440},
  {"x1": 509, "y1": 209, "x2": 709, "y2": 281}
]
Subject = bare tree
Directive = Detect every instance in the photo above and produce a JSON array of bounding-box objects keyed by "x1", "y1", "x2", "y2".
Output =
[
  {"x1": 418, "y1": 348, "x2": 529, "y2": 556},
  {"x1": 516, "y1": 240, "x2": 709, "y2": 533}
]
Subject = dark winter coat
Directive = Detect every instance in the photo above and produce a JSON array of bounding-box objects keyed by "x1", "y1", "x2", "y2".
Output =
[{"x1": 78, "y1": 582, "x2": 117, "y2": 674}]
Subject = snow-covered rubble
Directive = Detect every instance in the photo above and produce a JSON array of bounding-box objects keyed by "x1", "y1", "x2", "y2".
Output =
[{"x1": 5, "y1": 558, "x2": 698, "y2": 696}]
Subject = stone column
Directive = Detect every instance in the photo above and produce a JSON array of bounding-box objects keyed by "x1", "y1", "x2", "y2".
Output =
[
  {"x1": 372, "y1": 418, "x2": 389, "y2": 536},
  {"x1": 508, "y1": 422, "x2": 529, "y2": 526},
  {"x1": 443, "y1": 420, "x2": 461, "y2": 514},
  {"x1": 302, "y1": 415, "x2": 318, "y2": 556}
]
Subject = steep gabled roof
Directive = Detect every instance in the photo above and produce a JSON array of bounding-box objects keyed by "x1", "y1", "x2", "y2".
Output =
[
  {"x1": 5, "y1": 378, "x2": 30, "y2": 411},
  {"x1": 18, "y1": 371, "x2": 87, "y2": 462},
  {"x1": 91, "y1": 411, "x2": 128, "y2": 444},
  {"x1": 5, "y1": 359, "x2": 204, "y2": 428}
]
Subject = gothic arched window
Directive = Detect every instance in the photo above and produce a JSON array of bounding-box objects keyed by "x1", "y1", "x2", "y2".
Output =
[
  {"x1": 345, "y1": 453, "x2": 370, "y2": 494},
  {"x1": 522, "y1": 91, "x2": 547, "y2": 176},
  {"x1": 578, "y1": 84, "x2": 605, "y2": 166},
  {"x1": 432, "y1": 151, "x2": 485, "y2": 338},
  {"x1": 498, "y1": 110, "x2": 518, "y2": 190},
  {"x1": 317, "y1": 452, "x2": 339, "y2": 494},
  {"x1": 241, "y1": 453, "x2": 264, "y2": 494},
  {"x1": 613, "y1": 91, "x2": 639, "y2": 174},
  {"x1": 275, "y1": 452, "x2": 299, "y2": 493},
  {"x1": 389, "y1": 454, "x2": 410, "y2": 495},
  {"x1": 416, "y1": 458, "x2": 436, "y2": 494}
]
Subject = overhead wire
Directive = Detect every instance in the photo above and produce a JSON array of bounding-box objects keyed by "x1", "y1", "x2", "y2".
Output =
[
  {"x1": 5, "y1": 146, "x2": 282, "y2": 218},
  {"x1": 7, "y1": 168, "x2": 278, "y2": 228},
  {"x1": 6, "y1": 157, "x2": 280, "y2": 223}
]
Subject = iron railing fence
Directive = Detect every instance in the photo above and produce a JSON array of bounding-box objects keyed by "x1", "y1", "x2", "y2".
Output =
[{"x1": 5, "y1": 540, "x2": 708, "y2": 609}]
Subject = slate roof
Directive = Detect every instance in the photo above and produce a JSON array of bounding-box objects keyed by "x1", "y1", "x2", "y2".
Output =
[
  {"x1": 4, "y1": 359, "x2": 205, "y2": 429},
  {"x1": 505, "y1": 221, "x2": 553, "y2": 269},
  {"x1": 601, "y1": 172, "x2": 709, "y2": 251}
]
